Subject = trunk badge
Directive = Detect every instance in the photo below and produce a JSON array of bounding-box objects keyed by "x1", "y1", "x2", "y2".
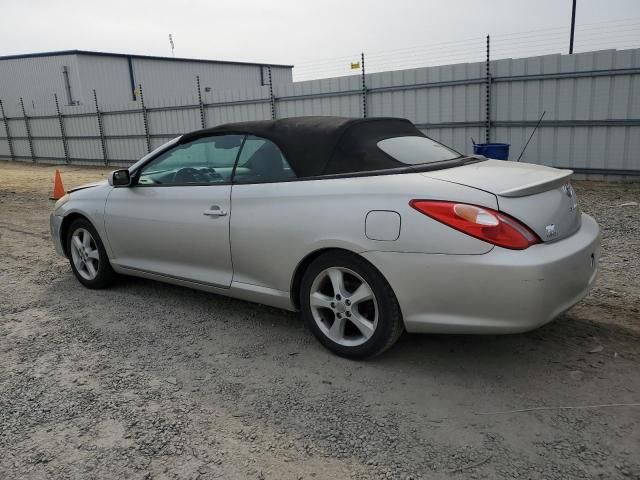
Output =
[
  {"x1": 562, "y1": 183, "x2": 574, "y2": 198},
  {"x1": 545, "y1": 224, "x2": 558, "y2": 238},
  {"x1": 562, "y1": 182, "x2": 578, "y2": 211}
]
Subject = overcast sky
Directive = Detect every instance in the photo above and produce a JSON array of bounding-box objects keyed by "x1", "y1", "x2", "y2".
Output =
[{"x1": 2, "y1": 0, "x2": 639, "y2": 79}]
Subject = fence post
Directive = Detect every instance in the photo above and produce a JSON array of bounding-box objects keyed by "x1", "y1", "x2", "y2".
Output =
[
  {"x1": 54, "y1": 93, "x2": 70, "y2": 164},
  {"x1": 139, "y1": 84, "x2": 151, "y2": 153},
  {"x1": 361, "y1": 52, "x2": 368, "y2": 118},
  {"x1": 196, "y1": 76, "x2": 206, "y2": 129},
  {"x1": 268, "y1": 66, "x2": 276, "y2": 120},
  {"x1": 20, "y1": 97, "x2": 35, "y2": 161},
  {"x1": 485, "y1": 35, "x2": 491, "y2": 143},
  {"x1": 0, "y1": 99, "x2": 15, "y2": 161},
  {"x1": 93, "y1": 90, "x2": 109, "y2": 165}
]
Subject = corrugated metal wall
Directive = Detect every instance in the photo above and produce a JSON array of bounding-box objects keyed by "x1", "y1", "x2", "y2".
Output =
[
  {"x1": 0, "y1": 53, "x2": 293, "y2": 114},
  {"x1": 76, "y1": 55, "x2": 135, "y2": 105},
  {"x1": 131, "y1": 59, "x2": 291, "y2": 100},
  {"x1": 489, "y1": 48, "x2": 640, "y2": 170},
  {"x1": 1, "y1": 48, "x2": 638, "y2": 173},
  {"x1": 0, "y1": 55, "x2": 81, "y2": 116}
]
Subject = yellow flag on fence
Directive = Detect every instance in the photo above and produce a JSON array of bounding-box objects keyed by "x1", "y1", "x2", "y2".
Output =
[{"x1": 350, "y1": 62, "x2": 360, "y2": 70}]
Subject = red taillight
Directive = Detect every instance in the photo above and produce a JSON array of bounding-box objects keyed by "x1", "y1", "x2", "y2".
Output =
[{"x1": 409, "y1": 200, "x2": 541, "y2": 250}]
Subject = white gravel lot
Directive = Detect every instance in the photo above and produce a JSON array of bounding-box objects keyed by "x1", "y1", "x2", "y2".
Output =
[{"x1": 1, "y1": 162, "x2": 639, "y2": 480}]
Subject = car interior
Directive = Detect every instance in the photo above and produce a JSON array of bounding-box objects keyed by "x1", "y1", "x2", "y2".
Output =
[{"x1": 137, "y1": 135, "x2": 295, "y2": 185}]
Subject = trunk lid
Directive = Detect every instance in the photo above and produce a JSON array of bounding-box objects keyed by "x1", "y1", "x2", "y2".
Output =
[{"x1": 422, "y1": 160, "x2": 581, "y2": 242}]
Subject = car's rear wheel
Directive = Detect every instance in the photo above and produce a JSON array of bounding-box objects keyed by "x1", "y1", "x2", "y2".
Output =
[
  {"x1": 300, "y1": 251, "x2": 403, "y2": 358},
  {"x1": 66, "y1": 218, "x2": 116, "y2": 289}
]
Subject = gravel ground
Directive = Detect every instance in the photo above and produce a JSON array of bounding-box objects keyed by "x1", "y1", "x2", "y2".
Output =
[{"x1": 1, "y1": 161, "x2": 639, "y2": 480}]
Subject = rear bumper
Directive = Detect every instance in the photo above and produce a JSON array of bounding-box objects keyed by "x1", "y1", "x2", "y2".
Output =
[
  {"x1": 50, "y1": 213, "x2": 66, "y2": 257},
  {"x1": 362, "y1": 213, "x2": 600, "y2": 334}
]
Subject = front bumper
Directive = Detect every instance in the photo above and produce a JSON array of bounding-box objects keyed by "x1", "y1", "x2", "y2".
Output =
[
  {"x1": 362, "y1": 213, "x2": 601, "y2": 334},
  {"x1": 50, "y1": 213, "x2": 66, "y2": 257}
]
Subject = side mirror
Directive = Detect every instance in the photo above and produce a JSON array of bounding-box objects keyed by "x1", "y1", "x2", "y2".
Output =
[{"x1": 108, "y1": 169, "x2": 132, "y2": 187}]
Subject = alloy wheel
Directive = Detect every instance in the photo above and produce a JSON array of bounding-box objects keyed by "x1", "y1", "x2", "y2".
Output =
[
  {"x1": 70, "y1": 228, "x2": 100, "y2": 281},
  {"x1": 309, "y1": 267, "x2": 379, "y2": 347}
]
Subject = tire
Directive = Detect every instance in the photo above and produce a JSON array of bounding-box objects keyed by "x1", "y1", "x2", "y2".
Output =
[
  {"x1": 300, "y1": 251, "x2": 404, "y2": 359},
  {"x1": 65, "y1": 218, "x2": 116, "y2": 289}
]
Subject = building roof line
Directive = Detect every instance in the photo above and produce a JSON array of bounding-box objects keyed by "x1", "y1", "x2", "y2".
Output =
[{"x1": 0, "y1": 49, "x2": 294, "y2": 68}]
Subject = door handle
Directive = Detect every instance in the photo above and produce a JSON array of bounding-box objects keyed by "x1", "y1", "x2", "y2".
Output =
[{"x1": 203, "y1": 208, "x2": 227, "y2": 217}]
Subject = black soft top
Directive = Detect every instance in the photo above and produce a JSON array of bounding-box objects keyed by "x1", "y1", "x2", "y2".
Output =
[{"x1": 179, "y1": 116, "x2": 428, "y2": 178}]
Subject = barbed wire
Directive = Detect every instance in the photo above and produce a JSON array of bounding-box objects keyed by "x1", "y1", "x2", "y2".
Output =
[
  {"x1": 294, "y1": 17, "x2": 640, "y2": 68},
  {"x1": 293, "y1": 17, "x2": 640, "y2": 81},
  {"x1": 295, "y1": 26, "x2": 640, "y2": 72}
]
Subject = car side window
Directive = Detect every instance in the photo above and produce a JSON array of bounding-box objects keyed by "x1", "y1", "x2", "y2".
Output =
[
  {"x1": 233, "y1": 135, "x2": 296, "y2": 183},
  {"x1": 137, "y1": 134, "x2": 244, "y2": 186}
]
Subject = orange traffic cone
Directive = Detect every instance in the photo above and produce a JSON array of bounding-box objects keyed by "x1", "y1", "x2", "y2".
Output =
[{"x1": 50, "y1": 169, "x2": 66, "y2": 200}]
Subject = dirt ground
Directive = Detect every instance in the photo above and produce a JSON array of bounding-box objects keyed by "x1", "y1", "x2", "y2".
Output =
[{"x1": 1, "y1": 161, "x2": 639, "y2": 480}]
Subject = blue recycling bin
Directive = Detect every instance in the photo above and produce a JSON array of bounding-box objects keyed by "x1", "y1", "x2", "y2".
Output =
[{"x1": 472, "y1": 143, "x2": 510, "y2": 160}]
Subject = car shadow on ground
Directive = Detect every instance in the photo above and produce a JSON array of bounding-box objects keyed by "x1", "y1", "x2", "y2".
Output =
[{"x1": 54, "y1": 272, "x2": 640, "y2": 377}]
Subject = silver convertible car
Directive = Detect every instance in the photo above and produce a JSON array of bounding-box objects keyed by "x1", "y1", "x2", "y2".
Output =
[{"x1": 50, "y1": 117, "x2": 600, "y2": 358}]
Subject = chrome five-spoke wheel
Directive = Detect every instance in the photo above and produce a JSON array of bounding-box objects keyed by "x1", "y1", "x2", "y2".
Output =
[
  {"x1": 66, "y1": 218, "x2": 116, "y2": 288},
  {"x1": 70, "y1": 227, "x2": 100, "y2": 281},
  {"x1": 301, "y1": 252, "x2": 403, "y2": 358},
  {"x1": 309, "y1": 267, "x2": 379, "y2": 347}
]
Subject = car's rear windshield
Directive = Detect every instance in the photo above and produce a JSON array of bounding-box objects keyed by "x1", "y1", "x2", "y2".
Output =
[{"x1": 377, "y1": 136, "x2": 461, "y2": 165}]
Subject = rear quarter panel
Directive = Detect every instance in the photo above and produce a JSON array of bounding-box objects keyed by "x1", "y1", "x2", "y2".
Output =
[{"x1": 230, "y1": 172, "x2": 497, "y2": 292}]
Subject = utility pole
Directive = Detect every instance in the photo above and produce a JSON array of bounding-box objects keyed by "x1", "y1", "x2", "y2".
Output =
[{"x1": 569, "y1": 0, "x2": 577, "y2": 54}]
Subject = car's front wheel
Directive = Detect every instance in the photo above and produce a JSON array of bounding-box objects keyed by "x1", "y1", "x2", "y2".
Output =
[
  {"x1": 300, "y1": 251, "x2": 404, "y2": 358},
  {"x1": 66, "y1": 218, "x2": 116, "y2": 289}
]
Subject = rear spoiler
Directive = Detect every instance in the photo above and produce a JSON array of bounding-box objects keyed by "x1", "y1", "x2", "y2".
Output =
[{"x1": 498, "y1": 169, "x2": 573, "y2": 198}]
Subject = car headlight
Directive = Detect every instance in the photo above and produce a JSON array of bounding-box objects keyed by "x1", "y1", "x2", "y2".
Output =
[{"x1": 53, "y1": 194, "x2": 70, "y2": 212}]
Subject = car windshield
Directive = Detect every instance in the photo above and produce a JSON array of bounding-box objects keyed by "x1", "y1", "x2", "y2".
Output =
[{"x1": 377, "y1": 136, "x2": 461, "y2": 165}]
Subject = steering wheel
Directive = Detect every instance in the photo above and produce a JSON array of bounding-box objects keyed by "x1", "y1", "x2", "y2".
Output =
[
  {"x1": 202, "y1": 167, "x2": 224, "y2": 181},
  {"x1": 174, "y1": 167, "x2": 206, "y2": 184}
]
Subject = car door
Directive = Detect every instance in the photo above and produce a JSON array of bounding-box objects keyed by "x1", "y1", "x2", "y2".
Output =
[
  {"x1": 229, "y1": 135, "x2": 301, "y2": 291},
  {"x1": 104, "y1": 134, "x2": 245, "y2": 287}
]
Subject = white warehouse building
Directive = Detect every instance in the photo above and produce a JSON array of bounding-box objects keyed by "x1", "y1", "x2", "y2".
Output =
[{"x1": 0, "y1": 50, "x2": 293, "y2": 115}]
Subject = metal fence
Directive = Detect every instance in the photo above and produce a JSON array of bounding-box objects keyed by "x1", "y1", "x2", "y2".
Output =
[{"x1": 1, "y1": 48, "x2": 639, "y2": 174}]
